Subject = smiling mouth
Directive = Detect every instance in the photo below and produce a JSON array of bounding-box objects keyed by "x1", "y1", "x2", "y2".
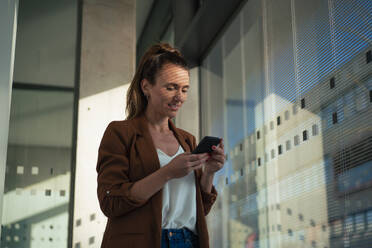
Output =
[{"x1": 168, "y1": 103, "x2": 180, "y2": 111}]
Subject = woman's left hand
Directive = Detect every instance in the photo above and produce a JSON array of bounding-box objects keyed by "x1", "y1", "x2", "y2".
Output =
[{"x1": 204, "y1": 139, "x2": 225, "y2": 175}]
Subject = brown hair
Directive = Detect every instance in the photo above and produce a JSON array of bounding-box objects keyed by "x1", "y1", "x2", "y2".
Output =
[{"x1": 125, "y1": 43, "x2": 189, "y2": 120}]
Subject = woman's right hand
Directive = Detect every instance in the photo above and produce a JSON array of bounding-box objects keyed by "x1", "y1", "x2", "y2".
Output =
[{"x1": 164, "y1": 152, "x2": 209, "y2": 179}]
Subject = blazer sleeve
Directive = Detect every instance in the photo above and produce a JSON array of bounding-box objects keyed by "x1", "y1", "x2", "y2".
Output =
[
  {"x1": 191, "y1": 135, "x2": 218, "y2": 216},
  {"x1": 96, "y1": 122, "x2": 147, "y2": 218}
]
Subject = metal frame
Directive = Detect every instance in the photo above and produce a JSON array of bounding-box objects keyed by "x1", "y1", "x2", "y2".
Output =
[
  {"x1": 13, "y1": 82, "x2": 74, "y2": 92},
  {"x1": 0, "y1": 0, "x2": 19, "y2": 240},
  {"x1": 68, "y1": 0, "x2": 83, "y2": 247}
]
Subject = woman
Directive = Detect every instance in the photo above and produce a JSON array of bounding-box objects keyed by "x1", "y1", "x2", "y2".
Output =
[{"x1": 96, "y1": 43, "x2": 225, "y2": 248}]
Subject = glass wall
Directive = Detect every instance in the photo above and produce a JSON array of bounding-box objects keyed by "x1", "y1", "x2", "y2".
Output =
[
  {"x1": 201, "y1": 0, "x2": 372, "y2": 247},
  {"x1": 1, "y1": 0, "x2": 78, "y2": 247}
]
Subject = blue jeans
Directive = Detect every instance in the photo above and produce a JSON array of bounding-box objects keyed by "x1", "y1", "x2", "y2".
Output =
[{"x1": 161, "y1": 228, "x2": 200, "y2": 248}]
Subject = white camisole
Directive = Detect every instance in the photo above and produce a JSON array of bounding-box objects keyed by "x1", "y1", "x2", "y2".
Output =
[{"x1": 156, "y1": 145, "x2": 197, "y2": 234}]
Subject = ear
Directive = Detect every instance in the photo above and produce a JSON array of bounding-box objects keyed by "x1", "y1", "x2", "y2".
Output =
[{"x1": 141, "y1": 78, "x2": 151, "y2": 96}]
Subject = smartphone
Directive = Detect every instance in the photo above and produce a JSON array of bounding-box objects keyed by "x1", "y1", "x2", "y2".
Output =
[{"x1": 192, "y1": 136, "x2": 221, "y2": 154}]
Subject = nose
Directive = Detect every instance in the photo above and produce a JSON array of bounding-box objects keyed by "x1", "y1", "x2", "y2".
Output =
[{"x1": 174, "y1": 90, "x2": 182, "y2": 101}]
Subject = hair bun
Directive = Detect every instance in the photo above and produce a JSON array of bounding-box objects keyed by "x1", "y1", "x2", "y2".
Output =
[{"x1": 155, "y1": 43, "x2": 181, "y2": 56}]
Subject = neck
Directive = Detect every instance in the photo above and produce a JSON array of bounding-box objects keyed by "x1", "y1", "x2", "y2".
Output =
[{"x1": 144, "y1": 107, "x2": 171, "y2": 133}]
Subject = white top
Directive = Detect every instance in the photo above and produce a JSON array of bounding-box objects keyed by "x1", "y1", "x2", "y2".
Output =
[{"x1": 156, "y1": 145, "x2": 197, "y2": 234}]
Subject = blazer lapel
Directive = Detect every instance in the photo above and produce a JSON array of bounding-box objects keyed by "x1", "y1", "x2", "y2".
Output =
[
  {"x1": 131, "y1": 114, "x2": 163, "y2": 236},
  {"x1": 168, "y1": 119, "x2": 191, "y2": 153},
  {"x1": 133, "y1": 114, "x2": 160, "y2": 176}
]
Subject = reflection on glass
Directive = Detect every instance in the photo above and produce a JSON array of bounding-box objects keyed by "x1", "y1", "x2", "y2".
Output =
[{"x1": 201, "y1": 0, "x2": 372, "y2": 247}]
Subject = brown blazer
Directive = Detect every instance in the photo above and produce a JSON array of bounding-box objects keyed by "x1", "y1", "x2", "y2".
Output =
[{"x1": 96, "y1": 114, "x2": 218, "y2": 248}]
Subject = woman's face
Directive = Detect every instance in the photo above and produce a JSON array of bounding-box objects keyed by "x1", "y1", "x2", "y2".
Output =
[{"x1": 143, "y1": 63, "x2": 190, "y2": 119}]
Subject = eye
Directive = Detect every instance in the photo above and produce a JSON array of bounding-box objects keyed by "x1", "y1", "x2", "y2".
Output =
[
  {"x1": 182, "y1": 89, "x2": 188, "y2": 93},
  {"x1": 166, "y1": 86, "x2": 174, "y2": 91}
]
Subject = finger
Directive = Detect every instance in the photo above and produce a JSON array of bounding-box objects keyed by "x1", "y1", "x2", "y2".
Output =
[
  {"x1": 188, "y1": 158, "x2": 207, "y2": 167},
  {"x1": 191, "y1": 163, "x2": 204, "y2": 170},
  {"x1": 210, "y1": 153, "x2": 225, "y2": 160},
  {"x1": 188, "y1": 153, "x2": 209, "y2": 162},
  {"x1": 198, "y1": 153, "x2": 209, "y2": 159},
  {"x1": 209, "y1": 155, "x2": 225, "y2": 164},
  {"x1": 178, "y1": 152, "x2": 190, "y2": 158},
  {"x1": 207, "y1": 160, "x2": 224, "y2": 169},
  {"x1": 211, "y1": 147, "x2": 224, "y2": 156},
  {"x1": 213, "y1": 155, "x2": 223, "y2": 163},
  {"x1": 184, "y1": 154, "x2": 199, "y2": 162},
  {"x1": 212, "y1": 144, "x2": 225, "y2": 153},
  {"x1": 220, "y1": 139, "x2": 224, "y2": 150}
]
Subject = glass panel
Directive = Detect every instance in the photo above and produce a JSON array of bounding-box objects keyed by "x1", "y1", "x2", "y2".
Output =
[
  {"x1": 13, "y1": 0, "x2": 77, "y2": 87},
  {"x1": 367, "y1": 210, "x2": 372, "y2": 229},
  {"x1": 1, "y1": 1, "x2": 77, "y2": 247},
  {"x1": 1, "y1": 89, "x2": 74, "y2": 248},
  {"x1": 355, "y1": 213, "x2": 365, "y2": 232},
  {"x1": 201, "y1": 0, "x2": 372, "y2": 247},
  {"x1": 201, "y1": 39, "x2": 228, "y2": 248}
]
